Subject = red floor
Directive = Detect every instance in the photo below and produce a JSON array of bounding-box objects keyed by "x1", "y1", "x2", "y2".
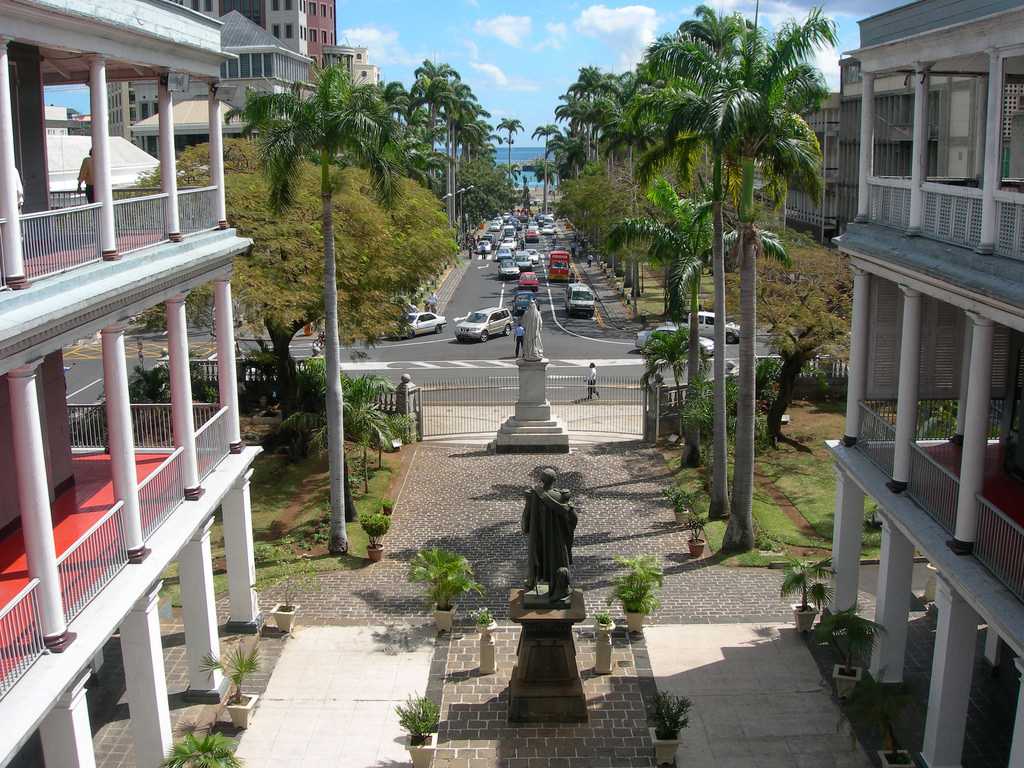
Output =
[
  {"x1": 923, "y1": 442, "x2": 1024, "y2": 522},
  {"x1": 0, "y1": 453, "x2": 166, "y2": 609}
]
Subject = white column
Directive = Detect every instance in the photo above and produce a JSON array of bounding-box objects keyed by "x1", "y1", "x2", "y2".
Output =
[
  {"x1": 89, "y1": 57, "x2": 116, "y2": 259},
  {"x1": 954, "y1": 317, "x2": 973, "y2": 442},
  {"x1": 830, "y1": 467, "x2": 864, "y2": 613},
  {"x1": 855, "y1": 71, "x2": 875, "y2": 223},
  {"x1": 214, "y1": 279, "x2": 242, "y2": 452},
  {"x1": 39, "y1": 672, "x2": 97, "y2": 768},
  {"x1": 983, "y1": 626, "x2": 1001, "y2": 667},
  {"x1": 101, "y1": 325, "x2": 146, "y2": 560},
  {"x1": 120, "y1": 583, "x2": 172, "y2": 768},
  {"x1": 165, "y1": 295, "x2": 201, "y2": 497},
  {"x1": 844, "y1": 267, "x2": 871, "y2": 443},
  {"x1": 208, "y1": 86, "x2": 227, "y2": 228},
  {"x1": 223, "y1": 469, "x2": 260, "y2": 632},
  {"x1": 158, "y1": 76, "x2": 181, "y2": 240},
  {"x1": 978, "y1": 49, "x2": 1004, "y2": 255},
  {"x1": 1008, "y1": 658, "x2": 1024, "y2": 768},
  {"x1": 0, "y1": 39, "x2": 26, "y2": 287},
  {"x1": 953, "y1": 313, "x2": 994, "y2": 552},
  {"x1": 8, "y1": 363, "x2": 73, "y2": 650},
  {"x1": 890, "y1": 286, "x2": 922, "y2": 490},
  {"x1": 921, "y1": 575, "x2": 978, "y2": 768},
  {"x1": 869, "y1": 517, "x2": 914, "y2": 683},
  {"x1": 179, "y1": 518, "x2": 227, "y2": 701},
  {"x1": 908, "y1": 64, "x2": 931, "y2": 235}
]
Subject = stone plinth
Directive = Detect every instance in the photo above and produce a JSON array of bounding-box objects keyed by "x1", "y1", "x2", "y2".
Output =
[
  {"x1": 495, "y1": 358, "x2": 569, "y2": 453},
  {"x1": 507, "y1": 588, "x2": 587, "y2": 723}
]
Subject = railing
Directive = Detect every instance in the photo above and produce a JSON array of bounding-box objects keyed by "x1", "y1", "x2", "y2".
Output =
[
  {"x1": 67, "y1": 404, "x2": 107, "y2": 450},
  {"x1": 975, "y1": 495, "x2": 1024, "y2": 602},
  {"x1": 114, "y1": 193, "x2": 167, "y2": 254},
  {"x1": 20, "y1": 204, "x2": 101, "y2": 280},
  {"x1": 861, "y1": 398, "x2": 1004, "y2": 441},
  {"x1": 56, "y1": 501, "x2": 128, "y2": 622},
  {"x1": 67, "y1": 403, "x2": 222, "y2": 451},
  {"x1": 195, "y1": 406, "x2": 230, "y2": 481},
  {"x1": 995, "y1": 190, "x2": 1024, "y2": 261},
  {"x1": 868, "y1": 178, "x2": 912, "y2": 231},
  {"x1": 178, "y1": 186, "x2": 218, "y2": 235},
  {"x1": 138, "y1": 448, "x2": 186, "y2": 541},
  {"x1": 907, "y1": 442, "x2": 960, "y2": 534},
  {"x1": 921, "y1": 183, "x2": 983, "y2": 250},
  {"x1": 48, "y1": 188, "x2": 162, "y2": 210},
  {"x1": 856, "y1": 401, "x2": 896, "y2": 477},
  {"x1": 0, "y1": 580, "x2": 44, "y2": 700}
]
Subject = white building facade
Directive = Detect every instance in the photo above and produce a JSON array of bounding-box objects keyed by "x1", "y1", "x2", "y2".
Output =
[
  {"x1": 832, "y1": 1, "x2": 1024, "y2": 766},
  {"x1": 0, "y1": 1, "x2": 261, "y2": 765}
]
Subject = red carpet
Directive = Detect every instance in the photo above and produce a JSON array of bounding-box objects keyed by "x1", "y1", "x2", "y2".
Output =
[{"x1": 924, "y1": 442, "x2": 1024, "y2": 523}]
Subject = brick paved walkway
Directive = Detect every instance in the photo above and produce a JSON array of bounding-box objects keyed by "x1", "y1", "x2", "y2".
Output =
[{"x1": 256, "y1": 443, "x2": 793, "y2": 627}]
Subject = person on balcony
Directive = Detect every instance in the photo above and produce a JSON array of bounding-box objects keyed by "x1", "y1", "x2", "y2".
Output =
[{"x1": 77, "y1": 149, "x2": 95, "y2": 203}]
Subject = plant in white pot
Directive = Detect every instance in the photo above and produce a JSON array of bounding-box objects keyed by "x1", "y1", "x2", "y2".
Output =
[
  {"x1": 161, "y1": 732, "x2": 242, "y2": 767},
  {"x1": 650, "y1": 691, "x2": 691, "y2": 766},
  {"x1": 396, "y1": 694, "x2": 440, "y2": 768},
  {"x1": 202, "y1": 644, "x2": 261, "y2": 730},
  {"x1": 609, "y1": 555, "x2": 663, "y2": 634},
  {"x1": 780, "y1": 556, "x2": 833, "y2": 633},
  {"x1": 594, "y1": 610, "x2": 615, "y2": 675},
  {"x1": 845, "y1": 675, "x2": 914, "y2": 767},
  {"x1": 474, "y1": 608, "x2": 498, "y2": 675},
  {"x1": 359, "y1": 511, "x2": 391, "y2": 563},
  {"x1": 263, "y1": 557, "x2": 318, "y2": 634},
  {"x1": 408, "y1": 547, "x2": 483, "y2": 633},
  {"x1": 814, "y1": 607, "x2": 883, "y2": 699}
]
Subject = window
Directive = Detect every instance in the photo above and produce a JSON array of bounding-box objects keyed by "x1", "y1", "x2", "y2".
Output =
[
  {"x1": 330, "y1": 32, "x2": 334, "y2": 43},
  {"x1": 228, "y1": 57, "x2": 239, "y2": 77},
  {"x1": 284, "y1": 0, "x2": 291, "y2": 9},
  {"x1": 191, "y1": 0, "x2": 199, "y2": 9},
  {"x1": 300, "y1": 26, "x2": 305, "y2": 40},
  {"x1": 204, "y1": 0, "x2": 211, "y2": 11},
  {"x1": 264, "y1": 53, "x2": 274, "y2": 76},
  {"x1": 240, "y1": 53, "x2": 251, "y2": 77},
  {"x1": 141, "y1": 103, "x2": 150, "y2": 119},
  {"x1": 273, "y1": 23, "x2": 280, "y2": 37},
  {"x1": 356, "y1": 53, "x2": 362, "y2": 60},
  {"x1": 309, "y1": 2, "x2": 315, "y2": 14},
  {"x1": 285, "y1": 23, "x2": 293, "y2": 37},
  {"x1": 321, "y1": 3, "x2": 326, "y2": 15},
  {"x1": 321, "y1": 30, "x2": 326, "y2": 43},
  {"x1": 251, "y1": 53, "x2": 263, "y2": 76}
]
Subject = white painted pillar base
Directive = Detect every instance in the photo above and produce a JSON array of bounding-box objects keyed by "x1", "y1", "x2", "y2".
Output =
[
  {"x1": 223, "y1": 469, "x2": 261, "y2": 633},
  {"x1": 855, "y1": 72, "x2": 875, "y2": 223},
  {"x1": 870, "y1": 517, "x2": 914, "y2": 683},
  {"x1": 830, "y1": 467, "x2": 864, "y2": 613},
  {"x1": 40, "y1": 672, "x2": 96, "y2": 768},
  {"x1": 0, "y1": 39, "x2": 26, "y2": 287},
  {"x1": 890, "y1": 286, "x2": 922, "y2": 490},
  {"x1": 120, "y1": 583, "x2": 172, "y2": 768},
  {"x1": 1008, "y1": 658, "x2": 1024, "y2": 767},
  {"x1": 921, "y1": 575, "x2": 978, "y2": 768},
  {"x1": 165, "y1": 295, "x2": 201, "y2": 497},
  {"x1": 179, "y1": 518, "x2": 228, "y2": 702},
  {"x1": 214, "y1": 280, "x2": 243, "y2": 452},
  {"x1": 844, "y1": 267, "x2": 870, "y2": 444}
]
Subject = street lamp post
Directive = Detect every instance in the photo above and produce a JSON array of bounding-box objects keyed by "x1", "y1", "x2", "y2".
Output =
[{"x1": 454, "y1": 186, "x2": 474, "y2": 246}]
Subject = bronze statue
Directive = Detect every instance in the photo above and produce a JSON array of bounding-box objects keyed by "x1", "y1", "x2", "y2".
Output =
[{"x1": 522, "y1": 467, "x2": 577, "y2": 607}]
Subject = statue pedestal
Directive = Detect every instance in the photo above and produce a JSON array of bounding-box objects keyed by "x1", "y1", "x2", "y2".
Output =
[
  {"x1": 495, "y1": 358, "x2": 570, "y2": 453},
  {"x1": 507, "y1": 588, "x2": 588, "y2": 723}
]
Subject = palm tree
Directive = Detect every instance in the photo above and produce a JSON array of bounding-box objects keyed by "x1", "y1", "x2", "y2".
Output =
[
  {"x1": 532, "y1": 123, "x2": 560, "y2": 212},
  {"x1": 237, "y1": 64, "x2": 406, "y2": 554},
  {"x1": 497, "y1": 117, "x2": 523, "y2": 181},
  {"x1": 534, "y1": 159, "x2": 558, "y2": 213},
  {"x1": 608, "y1": 179, "x2": 710, "y2": 466},
  {"x1": 341, "y1": 375, "x2": 402, "y2": 492},
  {"x1": 162, "y1": 733, "x2": 242, "y2": 768},
  {"x1": 639, "y1": 328, "x2": 703, "y2": 458}
]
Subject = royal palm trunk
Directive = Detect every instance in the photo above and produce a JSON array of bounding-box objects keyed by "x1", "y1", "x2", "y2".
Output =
[
  {"x1": 683, "y1": 279, "x2": 701, "y2": 467},
  {"x1": 709, "y1": 159, "x2": 730, "y2": 520}
]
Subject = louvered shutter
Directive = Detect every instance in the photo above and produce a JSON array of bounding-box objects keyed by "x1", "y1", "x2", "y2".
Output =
[
  {"x1": 918, "y1": 296, "x2": 961, "y2": 398},
  {"x1": 867, "y1": 277, "x2": 901, "y2": 399},
  {"x1": 990, "y1": 324, "x2": 1012, "y2": 399}
]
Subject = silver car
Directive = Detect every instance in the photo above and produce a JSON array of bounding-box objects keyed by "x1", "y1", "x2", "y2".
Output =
[
  {"x1": 403, "y1": 311, "x2": 446, "y2": 338},
  {"x1": 456, "y1": 307, "x2": 513, "y2": 342}
]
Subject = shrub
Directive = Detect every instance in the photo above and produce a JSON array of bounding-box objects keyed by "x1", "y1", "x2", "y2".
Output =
[
  {"x1": 359, "y1": 512, "x2": 391, "y2": 548},
  {"x1": 408, "y1": 548, "x2": 484, "y2": 611},
  {"x1": 662, "y1": 486, "x2": 698, "y2": 518},
  {"x1": 254, "y1": 542, "x2": 287, "y2": 566},
  {"x1": 395, "y1": 695, "x2": 440, "y2": 746},
  {"x1": 609, "y1": 555, "x2": 663, "y2": 615},
  {"x1": 594, "y1": 610, "x2": 614, "y2": 628},
  {"x1": 780, "y1": 557, "x2": 833, "y2": 612},
  {"x1": 653, "y1": 692, "x2": 692, "y2": 740},
  {"x1": 202, "y1": 644, "x2": 260, "y2": 705},
  {"x1": 684, "y1": 511, "x2": 707, "y2": 543},
  {"x1": 473, "y1": 607, "x2": 494, "y2": 629},
  {"x1": 162, "y1": 732, "x2": 242, "y2": 768},
  {"x1": 815, "y1": 607, "x2": 883, "y2": 672}
]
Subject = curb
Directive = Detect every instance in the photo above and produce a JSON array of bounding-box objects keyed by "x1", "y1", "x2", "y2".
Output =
[
  {"x1": 436, "y1": 258, "x2": 469, "y2": 314},
  {"x1": 765, "y1": 555, "x2": 930, "y2": 569}
]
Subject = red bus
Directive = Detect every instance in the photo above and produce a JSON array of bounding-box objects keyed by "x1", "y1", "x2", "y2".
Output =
[{"x1": 548, "y1": 250, "x2": 571, "y2": 282}]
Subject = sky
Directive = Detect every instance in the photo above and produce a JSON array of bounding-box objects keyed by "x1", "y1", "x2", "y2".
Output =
[{"x1": 47, "y1": 0, "x2": 905, "y2": 140}]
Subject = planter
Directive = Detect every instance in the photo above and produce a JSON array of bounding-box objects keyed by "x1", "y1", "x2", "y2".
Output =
[
  {"x1": 406, "y1": 732, "x2": 437, "y2": 768},
  {"x1": 479, "y1": 621, "x2": 498, "y2": 675},
  {"x1": 367, "y1": 544, "x2": 384, "y2": 563},
  {"x1": 625, "y1": 611, "x2": 646, "y2": 634},
  {"x1": 832, "y1": 664, "x2": 862, "y2": 699},
  {"x1": 226, "y1": 693, "x2": 259, "y2": 729},
  {"x1": 649, "y1": 727, "x2": 679, "y2": 766},
  {"x1": 688, "y1": 538, "x2": 706, "y2": 558},
  {"x1": 595, "y1": 622, "x2": 615, "y2": 674},
  {"x1": 878, "y1": 749, "x2": 914, "y2": 767},
  {"x1": 924, "y1": 563, "x2": 938, "y2": 603},
  {"x1": 270, "y1": 604, "x2": 297, "y2": 634},
  {"x1": 792, "y1": 605, "x2": 818, "y2": 633},
  {"x1": 434, "y1": 606, "x2": 455, "y2": 633}
]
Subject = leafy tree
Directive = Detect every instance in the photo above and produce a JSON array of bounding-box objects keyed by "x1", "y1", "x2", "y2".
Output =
[
  {"x1": 639, "y1": 328, "x2": 703, "y2": 456},
  {"x1": 555, "y1": 164, "x2": 630, "y2": 248},
  {"x1": 459, "y1": 157, "x2": 516, "y2": 226}
]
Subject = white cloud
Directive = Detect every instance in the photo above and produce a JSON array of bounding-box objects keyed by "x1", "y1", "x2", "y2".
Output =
[
  {"x1": 339, "y1": 26, "x2": 420, "y2": 67},
  {"x1": 814, "y1": 43, "x2": 841, "y2": 91},
  {"x1": 574, "y1": 5, "x2": 659, "y2": 71},
  {"x1": 535, "y1": 21, "x2": 569, "y2": 50},
  {"x1": 473, "y1": 15, "x2": 534, "y2": 47},
  {"x1": 468, "y1": 61, "x2": 540, "y2": 92}
]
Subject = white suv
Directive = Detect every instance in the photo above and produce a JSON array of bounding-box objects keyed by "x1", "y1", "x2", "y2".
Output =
[{"x1": 684, "y1": 311, "x2": 740, "y2": 344}]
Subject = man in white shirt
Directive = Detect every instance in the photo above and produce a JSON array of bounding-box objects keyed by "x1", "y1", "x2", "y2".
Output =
[{"x1": 587, "y1": 362, "x2": 599, "y2": 400}]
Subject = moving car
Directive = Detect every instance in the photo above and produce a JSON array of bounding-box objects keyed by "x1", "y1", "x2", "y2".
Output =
[
  {"x1": 456, "y1": 307, "x2": 513, "y2": 342},
  {"x1": 548, "y1": 250, "x2": 571, "y2": 282},
  {"x1": 500, "y1": 238, "x2": 518, "y2": 253},
  {"x1": 477, "y1": 240, "x2": 492, "y2": 255},
  {"x1": 496, "y1": 247, "x2": 514, "y2": 262},
  {"x1": 521, "y1": 248, "x2": 541, "y2": 266},
  {"x1": 515, "y1": 253, "x2": 533, "y2": 272},
  {"x1": 525, "y1": 228, "x2": 540, "y2": 243},
  {"x1": 402, "y1": 311, "x2": 446, "y2": 338},
  {"x1": 635, "y1": 323, "x2": 715, "y2": 355},
  {"x1": 513, "y1": 290, "x2": 536, "y2": 317},
  {"x1": 541, "y1": 224, "x2": 556, "y2": 236},
  {"x1": 564, "y1": 283, "x2": 595, "y2": 318},
  {"x1": 498, "y1": 259, "x2": 520, "y2": 279},
  {"x1": 518, "y1": 271, "x2": 540, "y2": 292},
  {"x1": 683, "y1": 310, "x2": 741, "y2": 344},
  {"x1": 502, "y1": 225, "x2": 516, "y2": 242}
]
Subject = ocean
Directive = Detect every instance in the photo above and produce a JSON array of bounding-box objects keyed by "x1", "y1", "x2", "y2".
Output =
[{"x1": 491, "y1": 146, "x2": 555, "y2": 189}]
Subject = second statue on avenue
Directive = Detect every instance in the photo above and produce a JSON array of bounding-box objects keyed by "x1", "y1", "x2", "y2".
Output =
[
  {"x1": 522, "y1": 299, "x2": 544, "y2": 361},
  {"x1": 521, "y1": 467, "x2": 577, "y2": 607}
]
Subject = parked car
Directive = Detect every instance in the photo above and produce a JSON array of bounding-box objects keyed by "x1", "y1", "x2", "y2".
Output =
[
  {"x1": 518, "y1": 272, "x2": 540, "y2": 292},
  {"x1": 564, "y1": 283, "x2": 595, "y2": 318},
  {"x1": 525, "y1": 228, "x2": 540, "y2": 243},
  {"x1": 477, "y1": 240, "x2": 492, "y2": 255},
  {"x1": 683, "y1": 310, "x2": 741, "y2": 344},
  {"x1": 498, "y1": 259, "x2": 520, "y2": 279},
  {"x1": 456, "y1": 307, "x2": 513, "y2": 342},
  {"x1": 635, "y1": 323, "x2": 716, "y2": 356},
  {"x1": 402, "y1": 311, "x2": 446, "y2": 338}
]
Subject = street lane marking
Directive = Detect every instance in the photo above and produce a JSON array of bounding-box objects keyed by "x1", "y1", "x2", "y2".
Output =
[
  {"x1": 67, "y1": 377, "x2": 103, "y2": 400},
  {"x1": 544, "y1": 284, "x2": 633, "y2": 346},
  {"x1": 339, "y1": 358, "x2": 639, "y2": 371}
]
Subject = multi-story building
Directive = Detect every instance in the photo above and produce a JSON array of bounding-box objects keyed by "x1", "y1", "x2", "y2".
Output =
[
  {"x1": 0, "y1": 1, "x2": 262, "y2": 766},
  {"x1": 323, "y1": 43, "x2": 381, "y2": 85},
  {"x1": 107, "y1": 81, "x2": 134, "y2": 140},
  {"x1": 786, "y1": 92, "x2": 840, "y2": 242},
  {"x1": 830, "y1": 1, "x2": 1024, "y2": 766}
]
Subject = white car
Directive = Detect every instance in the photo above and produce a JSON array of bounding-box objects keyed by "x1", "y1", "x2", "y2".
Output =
[
  {"x1": 522, "y1": 248, "x2": 541, "y2": 266},
  {"x1": 541, "y1": 225, "x2": 556, "y2": 236},
  {"x1": 477, "y1": 240, "x2": 492, "y2": 255},
  {"x1": 684, "y1": 310, "x2": 741, "y2": 344},
  {"x1": 500, "y1": 238, "x2": 518, "y2": 252},
  {"x1": 402, "y1": 311, "x2": 446, "y2": 338},
  {"x1": 635, "y1": 323, "x2": 715, "y2": 356}
]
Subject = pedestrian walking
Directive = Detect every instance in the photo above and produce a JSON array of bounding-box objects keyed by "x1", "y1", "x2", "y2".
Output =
[
  {"x1": 514, "y1": 322, "x2": 525, "y2": 358},
  {"x1": 587, "y1": 362, "x2": 599, "y2": 400},
  {"x1": 427, "y1": 292, "x2": 439, "y2": 314},
  {"x1": 587, "y1": 253, "x2": 593, "y2": 268},
  {"x1": 77, "y1": 148, "x2": 95, "y2": 203}
]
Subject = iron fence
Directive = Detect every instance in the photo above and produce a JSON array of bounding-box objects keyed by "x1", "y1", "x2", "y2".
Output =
[
  {"x1": 67, "y1": 402, "x2": 221, "y2": 451},
  {"x1": 139, "y1": 448, "x2": 186, "y2": 541},
  {"x1": 20, "y1": 204, "x2": 101, "y2": 280},
  {"x1": 856, "y1": 401, "x2": 896, "y2": 477},
  {"x1": 975, "y1": 494, "x2": 1024, "y2": 602},
  {"x1": 418, "y1": 377, "x2": 517, "y2": 437},
  {"x1": 196, "y1": 407, "x2": 231, "y2": 481},
  {"x1": 56, "y1": 501, "x2": 128, "y2": 622},
  {"x1": 0, "y1": 580, "x2": 44, "y2": 700},
  {"x1": 547, "y1": 375, "x2": 643, "y2": 435},
  {"x1": 907, "y1": 442, "x2": 960, "y2": 534},
  {"x1": 114, "y1": 193, "x2": 167, "y2": 254},
  {"x1": 178, "y1": 186, "x2": 218, "y2": 234}
]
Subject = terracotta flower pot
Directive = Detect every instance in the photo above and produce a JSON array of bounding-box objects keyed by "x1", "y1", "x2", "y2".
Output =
[
  {"x1": 226, "y1": 693, "x2": 259, "y2": 729},
  {"x1": 688, "y1": 538, "x2": 706, "y2": 558},
  {"x1": 270, "y1": 604, "x2": 297, "y2": 634},
  {"x1": 650, "y1": 727, "x2": 679, "y2": 766},
  {"x1": 406, "y1": 732, "x2": 437, "y2": 768},
  {"x1": 792, "y1": 604, "x2": 818, "y2": 633},
  {"x1": 833, "y1": 664, "x2": 862, "y2": 699},
  {"x1": 367, "y1": 544, "x2": 384, "y2": 563}
]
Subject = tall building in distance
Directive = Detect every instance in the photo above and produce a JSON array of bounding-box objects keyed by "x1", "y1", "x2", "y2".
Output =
[{"x1": 323, "y1": 44, "x2": 381, "y2": 85}]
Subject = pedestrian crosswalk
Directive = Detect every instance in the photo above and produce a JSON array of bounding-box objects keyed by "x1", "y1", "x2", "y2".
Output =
[{"x1": 339, "y1": 357, "x2": 639, "y2": 372}]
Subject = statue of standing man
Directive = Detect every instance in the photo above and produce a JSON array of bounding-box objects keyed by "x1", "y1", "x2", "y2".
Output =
[
  {"x1": 522, "y1": 468, "x2": 577, "y2": 607},
  {"x1": 522, "y1": 299, "x2": 544, "y2": 361}
]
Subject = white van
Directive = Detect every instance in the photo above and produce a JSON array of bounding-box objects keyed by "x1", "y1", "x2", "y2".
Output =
[
  {"x1": 565, "y1": 283, "x2": 595, "y2": 318},
  {"x1": 502, "y1": 225, "x2": 516, "y2": 241}
]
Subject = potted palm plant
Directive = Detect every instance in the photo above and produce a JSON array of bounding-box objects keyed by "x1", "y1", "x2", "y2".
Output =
[
  {"x1": 609, "y1": 555, "x2": 664, "y2": 634},
  {"x1": 650, "y1": 691, "x2": 691, "y2": 766},
  {"x1": 265, "y1": 557, "x2": 318, "y2": 634},
  {"x1": 396, "y1": 694, "x2": 440, "y2": 768},
  {"x1": 202, "y1": 645, "x2": 261, "y2": 729},
  {"x1": 685, "y1": 511, "x2": 708, "y2": 558},
  {"x1": 408, "y1": 547, "x2": 484, "y2": 632},
  {"x1": 161, "y1": 732, "x2": 242, "y2": 767},
  {"x1": 815, "y1": 607, "x2": 883, "y2": 698},
  {"x1": 594, "y1": 610, "x2": 615, "y2": 675},
  {"x1": 359, "y1": 511, "x2": 391, "y2": 563},
  {"x1": 474, "y1": 608, "x2": 498, "y2": 675},
  {"x1": 780, "y1": 557, "x2": 833, "y2": 632},
  {"x1": 845, "y1": 676, "x2": 914, "y2": 766}
]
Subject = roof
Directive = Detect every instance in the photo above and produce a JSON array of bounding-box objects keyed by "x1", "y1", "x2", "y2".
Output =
[
  {"x1": 132, "y1": 99, "x2": 240, "y2": 135},
  {"x1": 47, "y1": 135, "x2": 158, "y2": 192},
  {"x1": 219, "y1": 10, "x2": 284, "y2": 49}
]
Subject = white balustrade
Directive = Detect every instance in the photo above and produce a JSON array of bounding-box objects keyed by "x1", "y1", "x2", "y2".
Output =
[
  {"x1": 177, "y1": 187, "x2": 218, "y2": 235},
  {"x1": 868, "y1": 178, "x2": 912, "y2": 231},
  {"x1": 195, "y1": 406, "x2": 230, "y2": 481},
  {"x1": 19, "y1": 204, "x2": 102, "y2": 280},
  {"x1": 995, "y1": 190, "x2": 1024, "y2": 260},
  {"x1": 0, "y1": 580, "x2": 44, "y2": 700},
  {"x1": 907, "y1": 442, "x2": 960, "y2": 534},
  {"x1": 138, "y1": 448, "x2": 186, "y2": 541},
  {"x1": 856, "y1": 401, "x2": 896, "y2": 477},
  {"x1": 56, "y1": 501, "x2": 128, "y2": 622},
  {"x1": 975, "y1": 495, "x2": 1024, "y2": 601},
  {"x1": 921, "y1": 183, "x2": 983, "y2": 250}
]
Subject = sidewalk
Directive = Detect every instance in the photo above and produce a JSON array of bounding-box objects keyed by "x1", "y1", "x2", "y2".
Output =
[
  {"x1": 573, "y1": 256, "x2": 637, "y2": 329},
  {"x1": 434, "y1": 256, "x2": 468, "y2": 314}
]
